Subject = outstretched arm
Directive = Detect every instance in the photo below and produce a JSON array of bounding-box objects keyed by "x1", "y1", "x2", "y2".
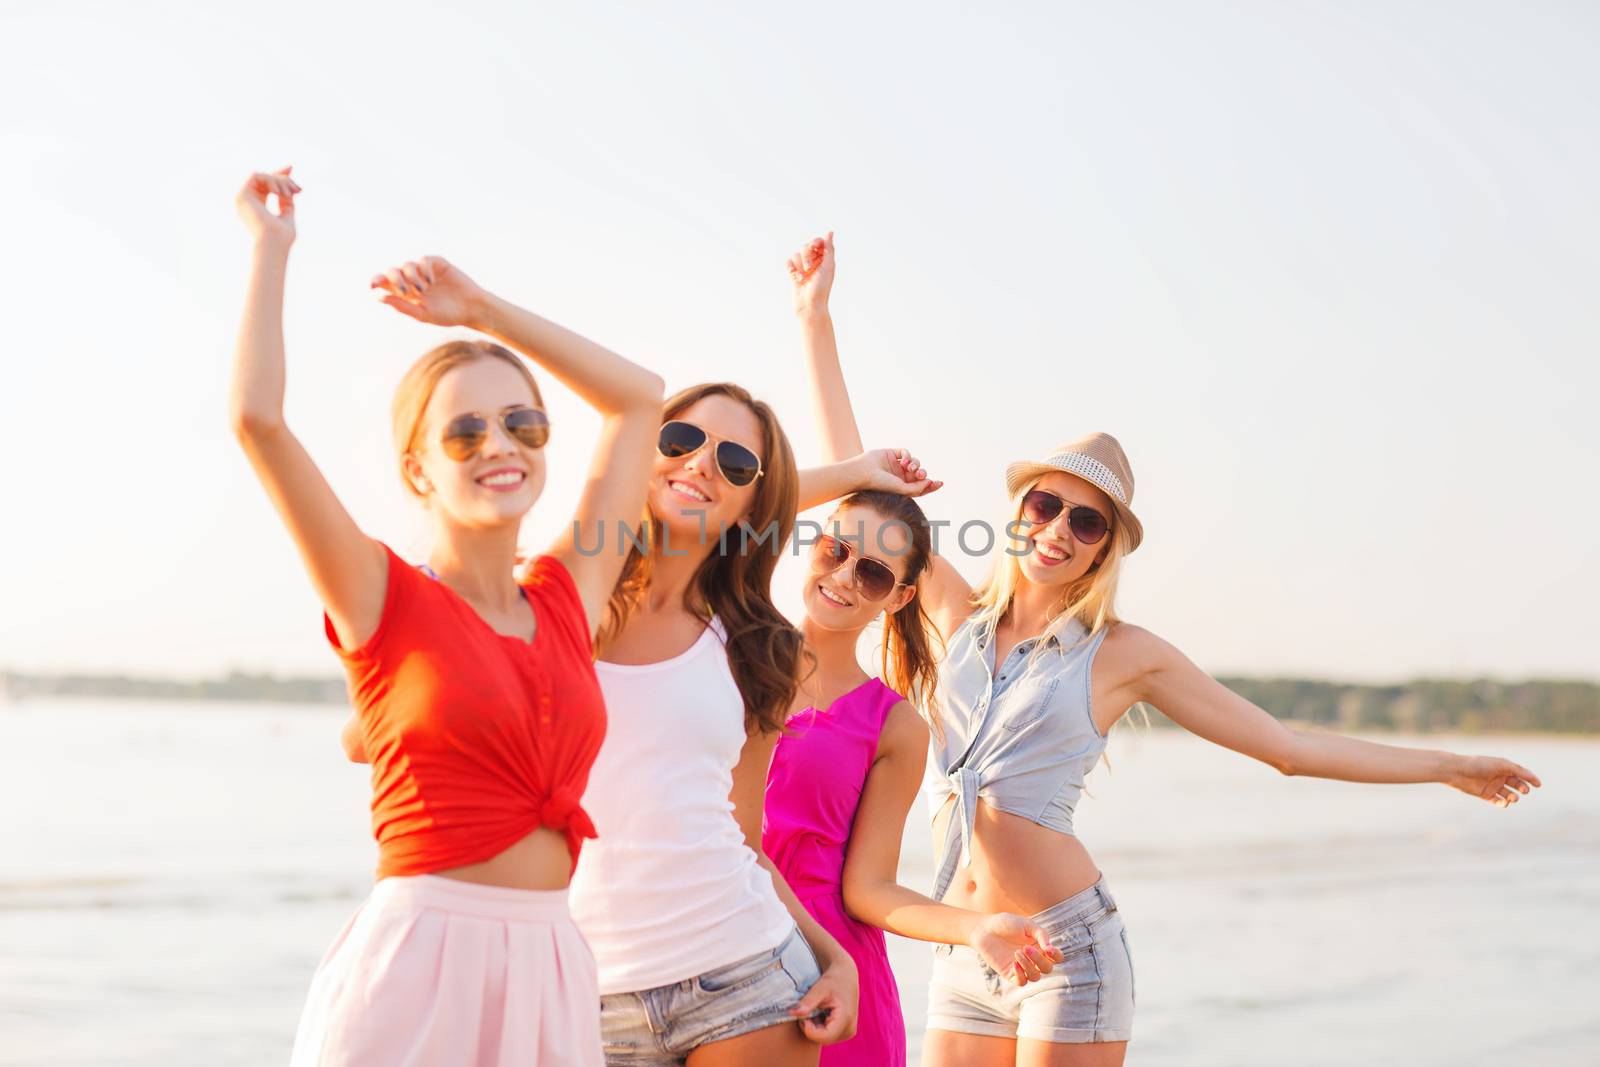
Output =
[
  {"x1": 840, "y1": 704, "x2": 1063, "y2": 984},
  {"x1": 789, "y1": 233, "x2": 969, "y2": 637},
  {"x1": 1122, "y1": 626, "x2": 1541, "y2": 805},
  {"x1": 372, "y1": 258, "x2": 664, "y2": 634},
  {"x1": 229, "y1": 169, "x2": 388, "y2": 653}
]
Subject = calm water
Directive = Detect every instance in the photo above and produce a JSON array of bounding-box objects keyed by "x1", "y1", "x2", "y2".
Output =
[{"x1": 2, "y1": 700, "x2": 1597, "y2": 1066}]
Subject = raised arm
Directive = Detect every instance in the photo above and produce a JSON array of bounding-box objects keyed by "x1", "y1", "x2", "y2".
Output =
[
  {"x1": 840, "y1": 703, "x2": 1062, "y2": 985},
  {"x1": 1116, "y1": 625, "x2": 1541, "y2": 805},
  {"x1": 789, "y1": 233, "x2": 969, "y2": 637},
  {"x1": 229, "y1": 169, "x2": 388, "y2": 652},
  {"x1": 796, "y1": 448, "x2": 941, "y2": 512},
  {"x1": 371, "y1": 257, "x2": 664, "y2": 633},
  {"x1": 790, "y1": 233, "x2": 862, "y2": 462}
]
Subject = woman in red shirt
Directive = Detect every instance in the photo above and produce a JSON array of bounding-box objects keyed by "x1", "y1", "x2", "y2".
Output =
[{"x1": 230, "y1": 168, "x2": 664, "y2": 1067}]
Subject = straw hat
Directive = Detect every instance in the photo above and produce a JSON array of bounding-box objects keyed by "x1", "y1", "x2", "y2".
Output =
[{"x1": 1004, "y1": 432, "x2": 1144, "y2": 552}]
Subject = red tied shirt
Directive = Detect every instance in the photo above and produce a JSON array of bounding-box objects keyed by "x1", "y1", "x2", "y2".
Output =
[{"x1": 325, "y1": 544, "x2": 606, "y2": 879}]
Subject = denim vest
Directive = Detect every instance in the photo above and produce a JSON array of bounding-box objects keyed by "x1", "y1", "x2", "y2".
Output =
[{"x1": 926, "y1": 614, "x2": 1110, "y2": 902}]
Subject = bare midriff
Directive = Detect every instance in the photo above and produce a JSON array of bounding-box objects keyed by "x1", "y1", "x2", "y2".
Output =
[
  {"x1": 933, "y1": 794, "x2": 1101, "y2": 916},
  {"x1": 430, "y1": 826, "x2": 573, "y2": 891}
]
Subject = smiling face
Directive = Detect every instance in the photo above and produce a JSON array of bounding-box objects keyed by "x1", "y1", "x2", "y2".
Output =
[
  {"x1": 648, "y1": 392, "x2": 767, "y2": 547},
  {"x1": 1014, "y1": 471, "x2": 1117, "y2": 590},
  {"x1": 403, "y1": 356, "x2": 547, "y2": 528},
  {"x1": 802, "y1": 504, "x2": 917, "y2": 633}
]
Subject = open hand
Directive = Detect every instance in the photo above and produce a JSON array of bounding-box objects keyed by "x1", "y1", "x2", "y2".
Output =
[
  {"x1": 235, "y1": 168, "x2": 299, "y2": 245},
  {"x1": 969, "y1": 913, "x2": 1064, "y2": 986},
  {"x1": 1445, "y1": 755, "x2": 1541, "y2": 807},
  {"x1": 788, "y1": 232, "x2": 835, "y2": 317},
  {"x1": 370, "y1": 255, "x2": 489, "y2": 328}
]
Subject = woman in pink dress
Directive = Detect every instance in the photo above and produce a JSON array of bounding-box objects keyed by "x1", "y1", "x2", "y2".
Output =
[{"x1": 762, "y1": 236, "x2": 1066, "y2": 1066}]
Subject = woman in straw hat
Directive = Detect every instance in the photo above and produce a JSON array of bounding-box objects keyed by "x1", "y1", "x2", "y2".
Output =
[{"x1": 789, "y1": 233, "x2": 1542, "y2": 1067}]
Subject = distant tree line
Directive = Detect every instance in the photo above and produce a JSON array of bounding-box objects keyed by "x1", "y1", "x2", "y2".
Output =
[
  {"x1": 1140, "y1": 677, "x2": 1600, "y2": 735},
  {"x1": 4, "y1": 670, "x2": 1598, "y2": 734}
]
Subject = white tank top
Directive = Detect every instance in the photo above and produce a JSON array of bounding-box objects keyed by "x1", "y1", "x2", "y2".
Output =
[{"x1": 569, "y1": 618, "x2": 794, "y2": 994}]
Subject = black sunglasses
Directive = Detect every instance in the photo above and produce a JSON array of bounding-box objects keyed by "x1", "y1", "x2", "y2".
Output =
[
  {"x1": 811, "y1": 534, "x2": 906, "y2": 602},
  {"x1": 440, "y1": 407, "x2": 550, "y2": 461},
  {"x1": 657, "y1": 420, "x2": 764, "y2": 488},
  {"x1": 1020, "y1": 489, "x2": 1110, "y2": 545}
]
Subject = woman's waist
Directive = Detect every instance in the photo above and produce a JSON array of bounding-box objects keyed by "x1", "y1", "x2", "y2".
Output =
[
  {"x1": 577, "y1": 827, "x2": 760, "y2": 877},
  {"x1": 582, "y1": 789, "x2": 741, "y2": 839},
  {"x1": 572, "y1": 868, "x2": 793, "y2": 970},
  {"x1": 570, "y1": 843, "x2": 781, "y2": 919},
  {"x1": 764, "y1": 833, "x2": 848, "y2": 889},
  {"x1": 377, "y1": 819, "x2": 577, "y2": 886},
  {"x1": 939, "y1": 801, "x2": 1101, "y2": 914},
  {"x1": 369, "y1": 871, "x2": 574, "y2": 923},
  {"x1": 422, "y1": 826, "x2": 574, "y2": 891}
]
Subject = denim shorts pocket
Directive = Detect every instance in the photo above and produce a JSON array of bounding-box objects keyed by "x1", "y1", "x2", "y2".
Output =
[
  {"x1": 696, "y1": 940, "x2": 786, "y2": 994},
  {"x1": 778, "y1": 930, "x2": 821, "y2": 993},
  {"x1": 1039, "y1": 917, "x2": 1095, "y2": 964},
  {"x1": 998, "y1": 677, "x2": 1060, "y2": 731},
  {"x1": 1084, "y1": 900, "x2": 1119, "y2": 934}
]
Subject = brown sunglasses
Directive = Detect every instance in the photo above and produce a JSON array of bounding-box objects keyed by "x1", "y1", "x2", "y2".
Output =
[
  {"x1": 811, "y1": 534, "x2": 907, "y2": 602},
  {"x1": 439, "y1": 407, "x2": 551, "y2": 461},
  {"x1": 1020, "y1": 489, "x2": 1110, "y2": 545}
]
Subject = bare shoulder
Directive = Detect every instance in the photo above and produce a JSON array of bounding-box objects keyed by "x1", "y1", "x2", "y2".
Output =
[
  {"x1": 1098, "y1": 621, "x2": 1163, "y2": 662},
  {"x1": 878, "y1": 699, "x2": 931, "y2": 759},
  {"x1": 1096, "y1": 623, "x2": 1181, "y2": 689}
]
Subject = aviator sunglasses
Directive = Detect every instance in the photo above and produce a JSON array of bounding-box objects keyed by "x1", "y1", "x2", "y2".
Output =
[
  {"x1": 811, "y1": 534, "x2": 906, "y2": 602},
  {"x1": 440, "y1": 406, "x2": 551, "y2": 461},
  {"x1": 1021, "y1": 489, "x2": 1110, "y2": 545},
  {"x1": 657, "y1": 420, "x2": 764, "y2": 487}
]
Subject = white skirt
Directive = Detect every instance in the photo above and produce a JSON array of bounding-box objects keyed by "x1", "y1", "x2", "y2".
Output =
[{"x1": 291, "y1": 875, "x2": 602, "y2": 1066}]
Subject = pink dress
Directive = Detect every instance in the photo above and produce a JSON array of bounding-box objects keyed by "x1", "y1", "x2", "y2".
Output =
[{"x1": 764, "y1": 678, "x2": 907, "y2": 1066}]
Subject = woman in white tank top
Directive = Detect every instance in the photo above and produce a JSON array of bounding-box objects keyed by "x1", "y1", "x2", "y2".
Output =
[{"x1": 569, "y1": 381, "x2": 933, "y2": 1065}]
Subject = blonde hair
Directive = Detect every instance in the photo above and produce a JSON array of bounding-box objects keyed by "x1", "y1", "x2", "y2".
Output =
[
  {"x1": 391, "y1": 340, "x2": 544, "y2": 497},
  {"x1": 968, "y1": 479, "x2": 1133, "y2": 654}
]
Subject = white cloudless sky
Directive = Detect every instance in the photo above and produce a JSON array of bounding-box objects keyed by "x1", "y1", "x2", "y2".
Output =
[{"x1": 2, "y1": 1, "x2": 1596, "y2": 682}]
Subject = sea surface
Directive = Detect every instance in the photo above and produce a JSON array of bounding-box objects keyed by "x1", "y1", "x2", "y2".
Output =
[{"x1": 3, "y1": 699, "x2": 1597, "y2": 1066}]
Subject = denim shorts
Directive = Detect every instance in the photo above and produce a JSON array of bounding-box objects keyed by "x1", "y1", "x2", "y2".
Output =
[
  {"x1": 927, "y1": 877, "x2": 1134, "y2": 1044},
  {"x1": 598, "y1": 925, "x2": 822, "y2": 1065}
]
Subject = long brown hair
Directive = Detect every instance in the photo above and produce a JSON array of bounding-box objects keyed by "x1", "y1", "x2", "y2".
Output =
[
  {"x1": 391, "y1": 340, "x2": 544, "y2": 496},
  {"x1": 836, "y1": 491, "x2": 944, "y2": 738},
  {"x1": 600, "y1": 383, "x2": 808, "y2": 735}
]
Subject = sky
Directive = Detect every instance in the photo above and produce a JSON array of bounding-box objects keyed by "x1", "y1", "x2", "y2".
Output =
[{"x1": 2, "y1": 2, "x2": 1596, "y2": 683}]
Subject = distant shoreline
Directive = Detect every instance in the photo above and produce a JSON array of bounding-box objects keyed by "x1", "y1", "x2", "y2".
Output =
[
  {"x1": 0, "y1": 670, "x2": 347, "y2": 707},
  {"x1": 4, "y1": 669, "x2": 1597, "y2": 734}
]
